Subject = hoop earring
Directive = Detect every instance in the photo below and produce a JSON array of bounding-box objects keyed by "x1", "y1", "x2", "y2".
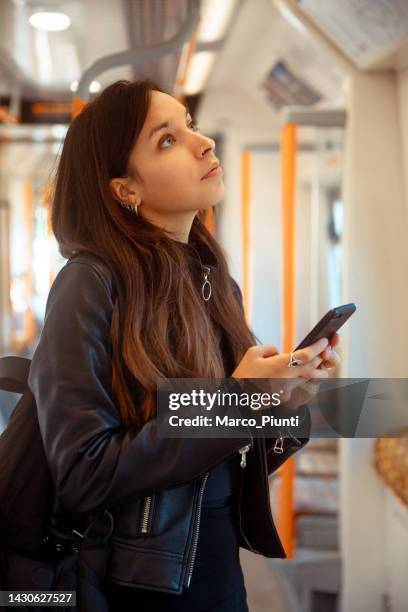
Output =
[{"x1": 120, "y1": 201, "x2": 138, "y2": 215}]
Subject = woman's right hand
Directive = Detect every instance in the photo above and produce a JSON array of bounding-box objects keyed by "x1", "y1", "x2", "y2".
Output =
[{"x1": 231, "y1": 337, "x2": 330, "y2": 381}]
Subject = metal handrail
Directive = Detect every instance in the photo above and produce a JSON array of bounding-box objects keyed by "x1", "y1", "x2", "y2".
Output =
[{"x1": 75, "y1": 0, "x2": 200, "y2": 102}]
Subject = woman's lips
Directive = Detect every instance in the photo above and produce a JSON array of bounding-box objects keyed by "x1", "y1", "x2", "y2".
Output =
[{"x1": 202, "y1": 165, "x2": 223, "y2": 179}]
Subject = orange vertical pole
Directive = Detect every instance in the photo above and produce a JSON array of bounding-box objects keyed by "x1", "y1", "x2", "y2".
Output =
[
  {"x1": 204, "y1": 206, "x2": 216, "y2": 237},
  {"x1": 278, "y1": 122, "x2": 297, "y2": 558},
  {"x1": 240, "y1": 150, "x2": 251, "y2": 322},
  {"x1": 22, "y1": 180, "x2": 35, "y2": 347}
]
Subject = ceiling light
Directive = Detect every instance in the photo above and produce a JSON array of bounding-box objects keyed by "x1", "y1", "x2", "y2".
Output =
[
  {"x1": 29, "y1": 11, "x2": 71, "y2": 32},
  {"x1": 70, "y1": 80, "x2": 101, "y2": 94},
  {"x1": 184, "y1": 52, "x2": 216, "y2": 95},
  {"x1": 197, "y1": 0, "x2": 238, "y2": 42},
  {"x1": 89, "y1": 81, "x2": 101, "y2": 93}
]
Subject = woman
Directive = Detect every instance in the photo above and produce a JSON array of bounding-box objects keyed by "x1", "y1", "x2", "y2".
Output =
[{"x1": 28, "y1": 79, "x2": 340, "y2": 611}]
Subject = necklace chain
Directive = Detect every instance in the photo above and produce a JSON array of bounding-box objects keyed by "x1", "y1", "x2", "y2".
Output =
[{"x1": 184, "y1": 244, "x2": 213, "y2": 302}]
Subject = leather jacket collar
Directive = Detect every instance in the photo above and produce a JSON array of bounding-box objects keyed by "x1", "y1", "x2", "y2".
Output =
[{"x1": 174, "y1": 235, "x2": 219, "y2": 273}]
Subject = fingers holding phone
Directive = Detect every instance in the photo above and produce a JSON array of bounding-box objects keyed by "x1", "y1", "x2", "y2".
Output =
[
  {"x1": 287, "y1": 337, "x2": 332, "y2": 379},
  {"x1": 293, "y1": 302, "x2": 356, "y2": 373},
  {"x1": 318, "y1": 332, "x2": 341, "y2": 370},
  {"x1": 232, "y1": 303, "x2": 353, "y2": 382},
  {"x1": 231, "y1": 337, "x2": 331, "y2": 380}
]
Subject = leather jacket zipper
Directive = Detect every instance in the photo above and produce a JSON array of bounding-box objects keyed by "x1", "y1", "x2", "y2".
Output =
[
  {"x1": 140, "y1": 496, "x2": 153, "y2": 534},
  {"x1": 273, "y1": 428, "x2": 302, "y2": 454},
  {"x1": 239, "y1": 444, "x2": 251, "y2": 467},
  {"x1": 273, "y1": 430, "x2": 285, "y2": 454},
  {"x1": 184, "y1": 443, "x2": 253, "y2": 586},
  {"x1": 185, "y1": 472, "x2": 209, "y2": 587},
  {"x1": 237, "y1": 442, "x2": 262, "y2": 554}
]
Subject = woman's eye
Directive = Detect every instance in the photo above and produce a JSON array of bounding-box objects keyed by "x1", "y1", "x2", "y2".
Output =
[{"x1": 159, "y1": 121, "x2": 201, "y2": 148}]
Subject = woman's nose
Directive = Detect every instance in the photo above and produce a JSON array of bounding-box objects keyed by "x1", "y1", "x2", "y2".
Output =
[{"x1": 198, "y1": 135, "x2": 216, "y2": 157}]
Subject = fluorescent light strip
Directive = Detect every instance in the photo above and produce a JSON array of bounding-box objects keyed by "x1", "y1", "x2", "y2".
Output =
[
  {"x1": 183, "y1": 52, "x2": 216, "y2": 95},
  {"x1": 197, "y1": 0, "x2": 238, "y2": 43},
  {"x1": 29, "y1": 11, "x2": 71, "y2": 32}
]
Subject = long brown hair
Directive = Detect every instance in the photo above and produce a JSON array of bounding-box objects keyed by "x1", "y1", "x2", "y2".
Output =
[{"x1": 51, "y1": 79, "x2": 257, "y2": 429}]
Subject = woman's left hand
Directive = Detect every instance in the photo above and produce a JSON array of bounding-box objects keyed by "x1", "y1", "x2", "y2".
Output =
[
  {"x1": 267, "y1": 334, "x2": 341, "y2": 410},
  {"x1": 318, "y1": 332, "x2": 341, "y2": 370},
  {"x1": 253, "y1": 334, "x2": 342, "y2": 411}
]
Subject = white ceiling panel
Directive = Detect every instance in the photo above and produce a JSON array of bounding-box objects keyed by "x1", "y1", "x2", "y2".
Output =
[
  {"x1": 0, "y1": 0, "x2": 191, "y2": 99},
  {"x1": 199, "y1": 0, "x2": 345, "y2": 134}
]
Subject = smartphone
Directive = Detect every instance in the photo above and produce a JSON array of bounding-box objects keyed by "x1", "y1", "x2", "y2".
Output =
[{"x1": 295, "y1": 303, "x2": 356, "y2": 351}]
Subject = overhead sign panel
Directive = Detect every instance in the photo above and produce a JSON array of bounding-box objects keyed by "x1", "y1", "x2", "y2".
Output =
[
  {"x1": 298, "y1": 0, "x2": 408, "y2": 68},
  {"x1": 261, "y1": 60, "x2": 322, "y2": 110}
]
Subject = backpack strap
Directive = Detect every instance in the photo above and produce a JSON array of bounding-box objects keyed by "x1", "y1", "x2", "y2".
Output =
[{"x1": 0, "y1": 356, "x2": 31, "y2": 393}]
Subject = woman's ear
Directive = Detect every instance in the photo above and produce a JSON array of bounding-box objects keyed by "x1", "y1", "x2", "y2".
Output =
[
  {"x1": 109, "y1": 177, "x2": 128, "y2": 203},
  {"x1": 109, "y1": 177, "x2": 141, "y2": 206}
]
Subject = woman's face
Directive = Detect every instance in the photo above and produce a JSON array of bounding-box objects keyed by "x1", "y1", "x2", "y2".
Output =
[{"x1": 119, "y1": 90, "x2": 225, "y2": 222}]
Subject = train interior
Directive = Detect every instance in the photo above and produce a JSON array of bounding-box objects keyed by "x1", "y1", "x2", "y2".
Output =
[{"x1": 0, "y1": 1, "x2": 407, "y2": 611}]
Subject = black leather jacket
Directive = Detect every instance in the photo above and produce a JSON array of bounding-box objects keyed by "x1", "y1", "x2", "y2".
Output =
[{"x1": 28, "y1": 248, "x2": 309, "y2": 595}]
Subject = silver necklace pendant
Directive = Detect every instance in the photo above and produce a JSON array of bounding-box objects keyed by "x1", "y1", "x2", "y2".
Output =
[{"x1": 201, "y1": 266, "x2": 212, "y2": 301}]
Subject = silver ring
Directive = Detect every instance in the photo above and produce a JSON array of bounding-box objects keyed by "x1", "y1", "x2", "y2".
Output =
[{"x1": 287, "y1": 352, "x2": 304, "y2": 368}]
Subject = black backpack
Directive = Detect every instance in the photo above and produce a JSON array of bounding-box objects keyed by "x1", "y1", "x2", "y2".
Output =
[
  {"x1": 0, "y1": 252, "x2": 128, "y2": 609},
  {"x1": 0, "y1": 356, "x2": 55, "y2": 558}
]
